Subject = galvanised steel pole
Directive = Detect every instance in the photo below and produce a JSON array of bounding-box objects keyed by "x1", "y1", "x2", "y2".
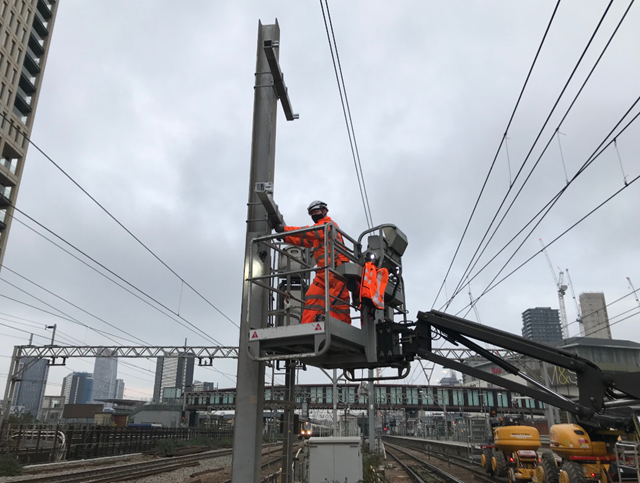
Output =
[
  {"x1": 231, "y1": 21, "x2": 280, "y2": 483},
  {"x1": 368, "y1": 369, "x2": 375, "y2": 451},
  {"x1": 1, "y1": 345, "x2": 20, "y2": 423}
]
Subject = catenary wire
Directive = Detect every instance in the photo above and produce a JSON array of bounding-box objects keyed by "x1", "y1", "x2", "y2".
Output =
[
  {"x1": 319, "y1": 0, "x2": 373, "y2": 228},
  {"x1": 2, "y1": 265, "x2": 222, "y2": 347},
  {"x1": 5, "y1": 208, "x2": 224, "y2": 346},
  {"x1": 448, "y1": 93, "x2": 640, "y2": 312},
  {"x1": 0, "y1": 272, "x2": 151, "y2": 346},
  {"x1": 431, "y1": 0, "x2": 563, "y2": 309},
  {"x1": 455, "y1": 172, "x2": 639, "y2": 315},
  {"x1": 0, "y1": 112, "x2": 238, "y2": 330},
  {"x1": 8, "y1": 212, "x2": 222, "y2": 345},
  {"x1": 0, "y1": 292, "x2": 144, "y2": 345},
  {"x1": 447, "y1": 0, "x2": 634, "y2": 308}
]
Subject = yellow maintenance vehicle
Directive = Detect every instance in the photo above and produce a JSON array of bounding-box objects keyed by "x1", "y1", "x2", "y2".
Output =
[
  {"x1": 535, "y1": 422, "x2": 639, "y2": 483},
  {"x1": 481, "y1": 422, "x2": 541, "y2": 482}
]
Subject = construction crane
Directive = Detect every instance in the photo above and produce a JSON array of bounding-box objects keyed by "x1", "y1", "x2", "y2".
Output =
[
  {"x1": 539, "y1": 239, "x2": 569, "y2": 339},
  {"x1": 468, "y1": 286, "x2": 483, "y2": 325},
  {"x1": 565, "y1": 268, "x2": 584, "y2": 336},
  {"x1": 627, "y1": 276, "x2": 640, "y2": 310}
]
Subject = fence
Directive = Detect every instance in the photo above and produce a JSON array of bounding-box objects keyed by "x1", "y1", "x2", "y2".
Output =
[{"x1": 0, "y1": 423, "x2": 234, "y2": 464}]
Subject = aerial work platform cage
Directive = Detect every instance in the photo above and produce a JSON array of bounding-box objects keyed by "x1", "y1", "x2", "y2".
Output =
[{"x1": 245, "y1": 220, "x2": 411, "y2": 378}]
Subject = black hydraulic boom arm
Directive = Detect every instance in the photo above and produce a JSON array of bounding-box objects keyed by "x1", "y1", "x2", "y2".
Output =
[{"x1": 405, "y1": 311, "x2": 640, "y2": 420}]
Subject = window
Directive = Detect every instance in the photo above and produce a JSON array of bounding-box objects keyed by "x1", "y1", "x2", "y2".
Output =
[
  {"x1": 375, "y1": 387, "x2": 386, "y2": 404},
  {"x1": 8, "y1": 11, "x2": 13, "y2": 26},
  {"x1": 407, "y1": 387, "x2": 418, "y2": 405},
  {"x1": 437, "y1": 388, "x2": 449, "y2": 405},
  {"x1": 14, "y1": 19, "x2": 19, "y2": 34},
  {"x1": 482, "y1": 390, "x2": 494, "y2": 407},
  {"x1": 20, "y1": 1, "x2": 26, "y2": 16},
  {"x1": 20, "y1": 28, "x2": 25, "y2": 42},
  {"x1": 452, "y1": 389, "x2": 465, "y2": 406},
  {"x1": 1, "y1": 2, "x2": 7, "y2": 17},
  {"x1": 469, "y1": 390, "x2": 479, "y2": 406},
  {"x1": 496, "y1": 392, "x2": 508, "y2": 408},
  {"x1": 10, "y1": 40, "x2": 15, "y2": 56},
  {"x1": 11, "y1": 68, "x2": 16, "y2": 84},
  {"x1": 4, "y1": 61, "x2": 10, "y2": 77},
  {"x1": 3, "y1": 32, "x2": 9, "y2": 48},
  {"x1": 325, "y1": 388, "x2": 332, "y2": 404}
]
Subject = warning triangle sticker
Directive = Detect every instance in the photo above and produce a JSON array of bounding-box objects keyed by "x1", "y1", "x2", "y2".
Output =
[
  {"x1": 315, "y1": 323, "x2": 322, "y2": 331},
  {"x1": 251, "y1": 331, "x2": 258, "y2": 339}
]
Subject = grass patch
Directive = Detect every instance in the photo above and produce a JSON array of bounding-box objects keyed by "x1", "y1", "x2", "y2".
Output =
[{"x1": 0, "y1": 454, "x2": 23, "y2": 477}]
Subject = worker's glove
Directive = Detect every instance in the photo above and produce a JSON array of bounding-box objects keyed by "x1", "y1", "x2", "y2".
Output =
[{"x1": 274, "y1": 224, "x2": 285, "y2": 233}]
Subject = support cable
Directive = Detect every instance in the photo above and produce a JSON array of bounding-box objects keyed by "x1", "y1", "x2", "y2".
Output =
[
  {"x1": 445, "y1": 2, "x2": 636, "y2": 308},
  {"x1": 319, "y1": 0, "x2": 373, "y2": 228},
  {"x1": 614, "y1": 138, "x2": 629, "y2": 185},
  {"x1": 0, "y1": 293, "x2": 143, "y2": 345},
  {"x1": 457, "y1": 171, "x2": 639, "y2": 313},
  {"x1": 0, "y1": 114, "x2": 238, "y2": 330},
  {"x1": 431, "y1": 0, "x2": 562, "y2": 308},
  {"x1": 5, "y1": 207, "x2": 224, "y2": 345}
]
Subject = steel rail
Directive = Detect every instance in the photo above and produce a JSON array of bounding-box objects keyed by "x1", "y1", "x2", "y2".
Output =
[
  {"x1": 385, "y1": 446, "x2": 427, "y2": 483},
  {"x1": 385, "y1": 442, "x2": 472, "y2": 483},
  {"x1": 21, "y1": 448, "x2": 235, "y2": 483}
]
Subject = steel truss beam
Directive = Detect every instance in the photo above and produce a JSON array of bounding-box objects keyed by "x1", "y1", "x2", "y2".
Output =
[{"x1": 14, "y1": 346, "x2": 239, "y2": 359}]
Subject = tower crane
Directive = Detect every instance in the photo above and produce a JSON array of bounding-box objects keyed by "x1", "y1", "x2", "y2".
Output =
[
  {"x1": 565, "y1": 268, "x2": 584, "y2": 336},
  {"x1": 627, "y1": 276, "x2": 640, "y2": 310},
  {"x1": 539, "y1": 239, "x2": 569, "y2": 339},
  {"x1": 468, "y1": 285, "x2": 483, "y2": 325}
]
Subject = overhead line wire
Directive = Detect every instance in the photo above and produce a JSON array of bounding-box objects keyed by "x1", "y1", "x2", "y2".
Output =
[
  {"x1": 0, "y1": 293, "x2": 143, "y2": 344},
  {"x1": 449, "y1": 93, "x2": 640, "y2": 312},
  {"x1": 0, "y1": 112, "x2": 238, "y2": 330},
  {"x1": 6, "y1": 207, "x2": 224, "y2": 345},
  {"x1": 319, "y1": 0, "x2": 373, "y2": 228},
  {"x1": 1, "y1": 268, "x2": 150, "y2": 346},
  {"x1": 457, "y1": 171, "x2": 640, "y2": 314},
  {"x1": 431, "y1": 0, "x2": 562, "y2": 309},
  {"x1": 447, "y1": 0, "x2": 633, "y2": 307}
]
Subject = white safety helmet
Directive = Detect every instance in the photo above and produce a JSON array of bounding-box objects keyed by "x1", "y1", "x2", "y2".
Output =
[{"x1": 307, "y1": 200, "x2": 328, "y2": 214}]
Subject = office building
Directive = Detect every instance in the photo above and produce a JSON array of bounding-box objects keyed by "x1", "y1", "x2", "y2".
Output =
[
  {"x1": 193, "y1": 381, "x2": 215, "y2": 392},
  {"x1": 0, "y1": 0, "x2": 59, "y2": 269},
  {"x1": 39, "y1": 395, "x2": 64, "y2": 422},
  {"x1": 91, "y1": 349, "x2": 118, "y2": 404},
  {"x1": 521, "y1": 307, "x2": 563, "y2": 344},
  {"x1": 153, "y1": 355, "x2": 194, "y2": 402},
  {"x1": 11, "y1": 357, "x2": 48, "y2": 417},
  {"x1": 61, "y1": 372, "x2": 93, "y2": 405},
  {"x1": 115, "y1": 379, "x2": 125, "y2": 399},
  {"x1": 579, "y1": 292, "x2": 612, "y2": 339}
]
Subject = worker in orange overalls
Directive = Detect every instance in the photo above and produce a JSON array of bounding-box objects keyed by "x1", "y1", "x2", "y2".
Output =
[{"x1": 274, "y1": 200, "x2": 351, "y2": 324}]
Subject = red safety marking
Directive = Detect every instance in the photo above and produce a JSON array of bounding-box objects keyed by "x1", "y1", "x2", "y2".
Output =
[
  {"x1": 251, "y1": 331, "x2": 258, "y2": 339},
  {"x1": 315, "y1": 323, "x2": 322, "y2": 331}
]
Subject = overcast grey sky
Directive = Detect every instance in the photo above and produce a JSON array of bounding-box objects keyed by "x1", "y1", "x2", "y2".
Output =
[{"x1": 1, "y1": 1, "x2": 639, "y2": 398}]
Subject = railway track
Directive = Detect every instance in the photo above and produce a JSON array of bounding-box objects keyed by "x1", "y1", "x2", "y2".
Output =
[
  {"x1": 385, "y1": 441, "x2": 498, "y2": 483},
  {"x1": 12, "y1": 447, "x2": 231, "y2": 483}
]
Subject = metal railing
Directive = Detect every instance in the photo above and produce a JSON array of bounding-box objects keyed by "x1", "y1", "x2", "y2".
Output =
[
  {"x1": 247, "y1": 222, "x2": 360, "y2": 329},
  {"x1": 615, "y1": 441, "x2": 640, "y2": 482}
]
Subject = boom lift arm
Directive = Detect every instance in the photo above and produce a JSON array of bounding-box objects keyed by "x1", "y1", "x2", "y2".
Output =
[{"x1": 404, "y1": 311, "x2": 640, "y2": 424}]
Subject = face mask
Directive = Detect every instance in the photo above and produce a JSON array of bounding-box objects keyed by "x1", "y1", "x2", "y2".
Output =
[{"x1": 312, "y1": 213, "x2": 324, "y2": 223}]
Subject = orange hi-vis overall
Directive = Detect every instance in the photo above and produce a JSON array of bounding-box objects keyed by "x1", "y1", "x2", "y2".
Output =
[
  {"x1": 360, "y1": 261, "x2": 389, "y2": 309},
  {"x1": 283, "y1": 216, "x2": 351, "y2": 324}
]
